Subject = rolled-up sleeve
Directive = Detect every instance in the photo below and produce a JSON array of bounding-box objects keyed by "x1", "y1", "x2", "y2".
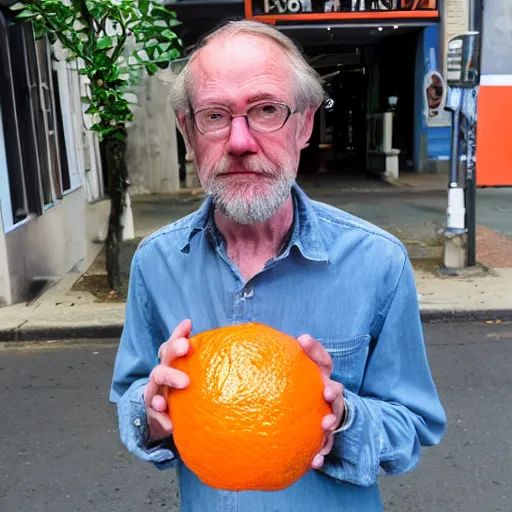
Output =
[
  {"x1": 321, "y1": 254, "x2": 447, "y2": 486},
  {"x1": 109, "y1": 251, "x2": 176, "y2": 469}
]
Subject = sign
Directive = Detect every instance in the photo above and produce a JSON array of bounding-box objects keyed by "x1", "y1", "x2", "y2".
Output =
[{"x1": 246, "y1": 0, "x2": 438, "y2": 22}]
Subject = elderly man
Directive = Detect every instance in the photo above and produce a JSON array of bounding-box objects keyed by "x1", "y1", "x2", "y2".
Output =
[{"x1": 110, "y1": 20, "x2": 446, "y2": 512}]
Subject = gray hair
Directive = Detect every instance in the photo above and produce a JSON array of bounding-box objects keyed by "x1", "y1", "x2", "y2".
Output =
[{"x1": 169, "y1": 20, "x2": 325, "y2": 114}]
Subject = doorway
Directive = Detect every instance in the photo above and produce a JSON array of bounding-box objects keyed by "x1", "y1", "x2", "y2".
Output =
[{"x1": 300, "y1": 62, "x2": 367, "y2": 177}]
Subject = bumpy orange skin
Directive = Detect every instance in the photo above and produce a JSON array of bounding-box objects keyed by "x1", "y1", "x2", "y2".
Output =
[{"x1": 167, "y1": 322, "x2": 331, "y2": 491}]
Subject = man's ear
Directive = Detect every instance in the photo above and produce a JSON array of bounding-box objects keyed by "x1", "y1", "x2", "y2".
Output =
[
  {"x1": 177, "y1": 111, "x2": 195, "y2": 159},
  {"x1": 297, "y1": 106, "x2": 318, "y2": 150}
]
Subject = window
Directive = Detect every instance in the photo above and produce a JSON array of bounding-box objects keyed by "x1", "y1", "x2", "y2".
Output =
[
  {"x1": 0, "y1": 11, "x2": 72, "y2": 231},
  {"x1": 0, "y1": 12, "x2": 28, "y2": 225}
]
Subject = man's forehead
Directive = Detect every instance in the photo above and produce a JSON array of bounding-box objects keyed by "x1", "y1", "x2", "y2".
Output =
[{"x1": 191, "y1": 33, "x2": 292, "y2": 87}]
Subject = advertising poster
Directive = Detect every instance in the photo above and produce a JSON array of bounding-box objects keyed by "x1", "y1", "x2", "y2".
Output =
[{"x1": 248, "y1": 0, "x2": 437, "y2": 19}]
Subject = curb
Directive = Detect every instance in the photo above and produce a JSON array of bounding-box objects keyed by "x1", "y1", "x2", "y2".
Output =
[
  {"x1": 1, "y1": 309, "x2": 511, "y2": 343},
  {"x1": 420, "y1": 309, "x2": 512, "y2": 323},
  {"x1": 0, "y1": 324, "x2": 123, "y2": 342}
]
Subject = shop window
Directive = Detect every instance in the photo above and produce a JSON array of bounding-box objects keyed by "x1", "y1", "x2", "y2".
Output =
[
  {"x1": 0, "y1": 12, "x2": 27, "y2": 225},
  {"x1": 0, "y1": 12, "x2": 71, "y2": 230}
]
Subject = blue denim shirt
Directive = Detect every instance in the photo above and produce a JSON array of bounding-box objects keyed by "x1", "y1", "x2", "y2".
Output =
[{"x1": 110, "y1": 183, "x2": 447, "y2": 512}]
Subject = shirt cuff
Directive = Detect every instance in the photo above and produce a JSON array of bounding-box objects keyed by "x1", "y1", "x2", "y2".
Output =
[
  {"x1": 117, "y1": 379, "x2": 176, "y2": 469},
  {"x1": 320, "y1": 389, "x2": 382, "y2": 487},
  {"x1": 332, "y1": 390, "x2": 355, "y2": 434}
]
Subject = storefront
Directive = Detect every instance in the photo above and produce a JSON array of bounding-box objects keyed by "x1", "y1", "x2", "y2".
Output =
[
  {"x1": 169, "y1": 0, "x2": 452, "y2": 178},
  {"x1": 244, "y1": 0, "x2": 445, "y2": 177}
]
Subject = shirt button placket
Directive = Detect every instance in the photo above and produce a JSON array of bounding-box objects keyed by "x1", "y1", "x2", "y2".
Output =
[{"x1": 240, "y1": 284, "x2": 254, "y2": 322}]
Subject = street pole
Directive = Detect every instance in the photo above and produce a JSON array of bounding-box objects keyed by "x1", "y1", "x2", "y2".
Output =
[
  {"x1": 464, "y1": 0, "x2": 482, "y2": 267},
  {"x1": 443, "y1": 28, "x2": 481, "y2": 270}
]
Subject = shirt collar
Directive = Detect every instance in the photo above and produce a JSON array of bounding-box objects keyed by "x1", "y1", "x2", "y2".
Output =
[{"x1": 178, "y1": 182, "x2": 329, "y2": 262}]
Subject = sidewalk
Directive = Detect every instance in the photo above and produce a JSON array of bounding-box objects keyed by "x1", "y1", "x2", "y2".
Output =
[
  {"x1": 1, "y1": 174, "x2": 511, "y2": 342},
  {"x1": 0, "y1": 258, "x2": 511, "y2": 342}
]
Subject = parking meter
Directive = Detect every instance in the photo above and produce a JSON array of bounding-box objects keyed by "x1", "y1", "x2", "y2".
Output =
[
  {"x1": 443, "y1": 32, "x2": 481, "y2": 267},
  {"x1": 446, "y1": 32, "x2": 481, "y2": 88}
]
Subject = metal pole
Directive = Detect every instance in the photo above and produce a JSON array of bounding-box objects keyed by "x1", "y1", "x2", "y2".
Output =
[
  {"x1": 464, "y1": 94, "x2": 477, "y2": 266},
  {"x1": 464, "y1": 0, "x2": 481, "y2": 266},
  {"x1": 449, "y1": 106, "x2": 460, "y2": 185}
]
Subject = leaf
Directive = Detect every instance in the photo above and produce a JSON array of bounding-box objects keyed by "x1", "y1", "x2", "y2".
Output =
[
  {"x1": 169, "y1": 48, "x2": 180, "y2": 60},
  {"x1": 146, "y1": 62, "x2": 158, "y2": 75},
  {"x1": 9, "y1": 2, "x2": 26, "y2": 11},
  {"x1": 161, "y1": 29, "x2": 177, "y2": 40},
  {"x1": 156, "y1": 42, "x2": 169, "y2": 53},
  {"x1": 86, "y1": 105, "x2": 100, "y2": 114},
  {"x1": 97, "y1": 36, "x2": 113, "y2": 50},
  {"x1": 139, "y1": 0, "x2": 149, "y2": 15},
  {"x1": 15, "y1": 9, "x2": 36, "y2": 19}
]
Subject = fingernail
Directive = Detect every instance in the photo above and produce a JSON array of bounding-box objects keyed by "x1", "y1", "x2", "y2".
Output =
[{"x1": 175, "y1": 376, "x2": 190, "y2": 389}]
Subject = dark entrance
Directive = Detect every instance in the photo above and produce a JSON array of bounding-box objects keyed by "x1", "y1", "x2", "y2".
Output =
[{"x1": 294, "y1": 26, "x2": 420, "y2": 179}]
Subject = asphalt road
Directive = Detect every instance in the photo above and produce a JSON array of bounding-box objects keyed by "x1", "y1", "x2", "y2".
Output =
[{"x1": 1, "y1": 322, "x2": 511, "y2": 512}]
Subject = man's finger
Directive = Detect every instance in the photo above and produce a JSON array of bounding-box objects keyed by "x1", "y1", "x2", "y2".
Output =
[
  {"x1": 151, "y1": 394, "x2": 168, "y2": 413},
  {"x1": 144, "y1": 365, "x2": 189, "y2": 408},
  {"x1": 319, "y1": 434, "x2": 334, "y2": 456},
  {"x1": 159, "y1": 336, "x2": 190, "y2": 366},
  {"x1": 312, "y1": 454, "x2": 324, "y2": 469},
  {"x1": 144, "y1": 379, "x2": 161, "y2": 408},
  {"x1": 170, "y1": 319, "x2": 193, "y2": 343},
  {"x1": 324, "y1": 381, "x2": 344, "y2": 403},
  {"x1": 296, "y1": 334, "x2": 333, "y2": 376},
  {"x1": 322, "y1": 413, "x2": 338, "y2": 431},
  {"x1": 147, "y1": 408, "x2": 174, "y2": 442}
]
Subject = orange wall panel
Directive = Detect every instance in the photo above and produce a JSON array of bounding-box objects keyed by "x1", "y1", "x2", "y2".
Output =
[{"x1": 476, "y1": 85, "x2": 512, "y2": 186}]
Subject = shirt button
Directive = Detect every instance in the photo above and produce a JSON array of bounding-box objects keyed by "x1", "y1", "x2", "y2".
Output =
[
  {"x1": 243, "y1": 288, "x2": 254, "y2": 299},
  {"x1": 133, "y1": 418, "x2": 142, "y2": 428}
]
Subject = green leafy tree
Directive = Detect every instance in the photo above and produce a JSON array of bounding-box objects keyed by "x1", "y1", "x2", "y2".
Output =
[{"x1": 11, "y1": 0, "x2": 182, "y2": 296}]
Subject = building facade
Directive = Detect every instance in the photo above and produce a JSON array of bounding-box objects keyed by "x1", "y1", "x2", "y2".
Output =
[
  {"x1": 476, "y1": 0, "x2": 512, "y2": 186},
  {"x1": 167, "y1": 0, "x2": 478, "y2": 180},
  {"x1": 0, "y1": 8, "x2": 108, "y2": 306}
]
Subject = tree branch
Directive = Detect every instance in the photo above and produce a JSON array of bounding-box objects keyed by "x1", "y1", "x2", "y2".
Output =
[
  {"x1": 36, "y1": 9, "x2": 91, "y2": 64},
  {"x1": 110, "y1": 14, "x2": 127, "y2": 64}
]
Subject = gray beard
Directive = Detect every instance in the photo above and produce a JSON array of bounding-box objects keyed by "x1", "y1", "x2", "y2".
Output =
[{"x1": 204, "y1": 175, "x2": 294, "y2": 225}]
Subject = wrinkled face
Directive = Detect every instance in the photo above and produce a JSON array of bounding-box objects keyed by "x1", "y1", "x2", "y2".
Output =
[{"x1": 179, "y1": 34, "x2": 316, "y2": 225}]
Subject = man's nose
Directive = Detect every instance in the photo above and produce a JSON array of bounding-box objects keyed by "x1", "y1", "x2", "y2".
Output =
[{"x1": 226, "y1": 116, "x2": 258, "y2": 156}]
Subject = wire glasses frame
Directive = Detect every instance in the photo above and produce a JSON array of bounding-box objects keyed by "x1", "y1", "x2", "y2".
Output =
[{"x1": 191, "y1": 101, "x2": 296, "y2": 139}]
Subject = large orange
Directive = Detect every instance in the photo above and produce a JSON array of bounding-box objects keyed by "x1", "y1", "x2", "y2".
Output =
[{"x1": 167, "y1": 322, "x2": 330, "y2": 491}]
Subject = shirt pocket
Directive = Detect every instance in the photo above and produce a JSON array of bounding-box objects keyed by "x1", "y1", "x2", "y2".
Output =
[{"x1": 320, "y1": 335, "x2": 372, "y2": 394}]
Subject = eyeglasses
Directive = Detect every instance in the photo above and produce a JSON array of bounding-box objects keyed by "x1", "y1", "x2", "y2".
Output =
[{"x1": 192, "y1": 101, "x2": 295, "y2": 139}]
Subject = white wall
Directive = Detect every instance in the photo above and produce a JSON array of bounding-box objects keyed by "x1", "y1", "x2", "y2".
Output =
[
  {"x1": 0, "y1": 210, "x2": 11, "y2": 307},
  {"x1": 126, "y1": 72, "x2": 181, "y2": 195},
  {"x1": 1, "y1": 188, "x2": 109, "y2": 305}
]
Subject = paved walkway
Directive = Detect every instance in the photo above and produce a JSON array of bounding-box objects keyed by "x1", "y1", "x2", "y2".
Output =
[
  {"x1": 0, "y1": 254, "x2": 511, "y2": 342},
  {"x1": 1, "y1": 173, "x2": 511, "y2": 341}
]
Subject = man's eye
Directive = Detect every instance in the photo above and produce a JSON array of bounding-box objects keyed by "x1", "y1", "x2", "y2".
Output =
[
  {"x1": 209, "y1": 112, "x2": 223, "y2": 120},
  {"x1": 261, "y1": 105, "x2": 278, "y2": 114}
]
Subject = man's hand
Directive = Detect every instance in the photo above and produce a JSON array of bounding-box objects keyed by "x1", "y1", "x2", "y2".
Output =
[
  {"x1": 144, "y1": 319, "x2": 192, "y2": 443},
  {"x1": 297, "y1": 334, "x2": 345, "y2": 470}
]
